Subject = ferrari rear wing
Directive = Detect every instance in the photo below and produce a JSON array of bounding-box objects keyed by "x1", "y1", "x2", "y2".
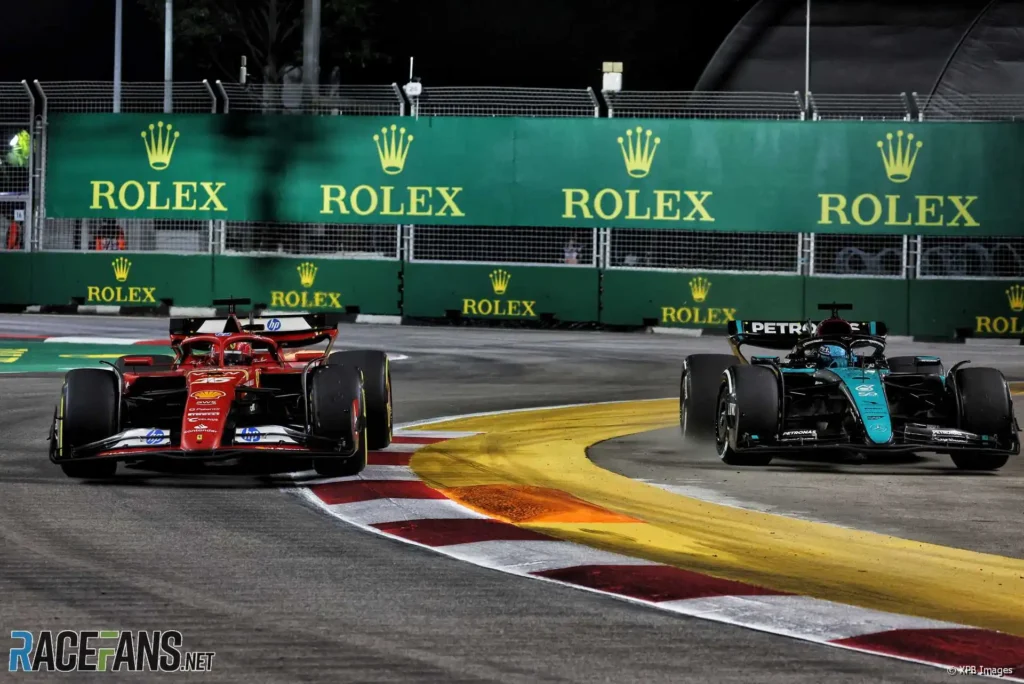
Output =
[{"x1": 169, "y1": 311, "x2": 342, "y2": 347}]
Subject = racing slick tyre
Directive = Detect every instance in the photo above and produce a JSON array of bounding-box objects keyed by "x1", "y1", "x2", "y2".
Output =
[
  {"x1": 715, "y1": 365, "x2": 778, "y2": 467},
  {"x1": 114, "y1": 354, "x2": 175, "y2": 374},
  {"x1": 680, "y1": 354, "x2": 737, "y2": 443},
  {"x1": 310, "y1": 364, "x2": 368, "y2": 478},
  {"x1": 52, "y1": 368, "x2": 119, "y2": 479},
  {"x1": 950, "y1": 367, "x2": 1013, "y2": 471},
  {"x1": 886, "y1": 356, "x2": 943, "y2": 375},
  {"x1": 327, "y1": 350, "x2": 392, "y2": 450}
]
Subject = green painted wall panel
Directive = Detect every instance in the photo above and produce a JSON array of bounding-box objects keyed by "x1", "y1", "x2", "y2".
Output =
[
  {"x1": 600, "y1": 270, "x2": 804, "y2": 328},
  {"x1": 30, "y1": 252, "x2": 213, "y2": 307},
  {"x1": 403, "y1": 263, "x2": 598, "y2": 322},
  {"x1": 211, "y1": 256, "x2": 400, "y2": 314},
  {"x1": 909, "y1": 280, "x2": 1024, "y2": 338},
  {"x1": 0, "y1": 253, "x2": 33, "y2": 305}
]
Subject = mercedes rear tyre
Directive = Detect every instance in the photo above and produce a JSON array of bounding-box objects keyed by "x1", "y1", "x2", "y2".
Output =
[
  {"x1": 54, "y1": 368, "x2": 119, "y2": 479},
  {"x1": 950, "y1": 367, "x2": 1013, "y2": 471},
  {"x1": 310, "y1": 364, "x2": 368, "y2": 478},
  {"x1": 328, "y1": 350, "x2": 392, "y2": 450},
  {"x1": 715, "y1": 365, "x2": 778, "y2": 467},
  {"x1": 680, "y1": 354, "x2": 737, "y2": 443}
]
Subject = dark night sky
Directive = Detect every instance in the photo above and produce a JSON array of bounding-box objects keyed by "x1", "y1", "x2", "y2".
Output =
[{"x1": 0, "y1": 0, "x2": 755, "y2": 90}]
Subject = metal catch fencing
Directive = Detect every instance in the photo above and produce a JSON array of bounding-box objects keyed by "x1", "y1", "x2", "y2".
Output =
[
  {"x1": 33, "y1": 81, "x2": 217, "y2": 254},
  {"x1": 601, "y1": 90, "x2": 806, "y2": 279},
  {"x1": 0, "y1": 81, "x2": 34, "y2": 252},
  {"x1": 409, "y1": 87, "x2": 600, "y2": 118},
  {"x1": 31, "y1": 81, "x2": 403, "y2": 259},
  {"x1": 216, "y1": 81, "x2": 404, "y2": 116},
  {"x1": 21, "y1": 81, "x2": 1024, "y2": 282},
  {"x1": 916, "y1": 236, "x2": 1024, "y2": 279},
  {"x1": 404, "y1": 87, "x2": 600, "y2": 269}
]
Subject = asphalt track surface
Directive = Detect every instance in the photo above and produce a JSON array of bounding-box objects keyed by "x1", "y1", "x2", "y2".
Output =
[{"x1": 2, "y1": 313, "x2": 1022, "y2": 682}]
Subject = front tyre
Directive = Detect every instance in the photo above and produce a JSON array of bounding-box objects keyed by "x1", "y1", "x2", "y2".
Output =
[
  {"x1": 715, "y1": 365, "x2": 778, "y2": 467},
  {"x1": 680, "y1": 354, "x2": 738, "y2": 443},
  {"x1": 950, "y1": 367, "x2": 1014, "y2": 471},
  {"x1": 310, "y1": 364, "x2": 368, "y2": 478},
  {"x1": 53, "y1": 368, "x2": 119, "y2": 479},
  {"x1": 328, "y1": 350, "x2": 392, "y2": 450},
  {"x1": 949, "y1": 453, "x2": 1010, "y2": 471}
]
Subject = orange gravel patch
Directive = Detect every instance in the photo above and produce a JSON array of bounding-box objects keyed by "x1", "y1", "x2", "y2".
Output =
[{"x1": 443, "y1": 484, "x2": 640, "y2": 524}]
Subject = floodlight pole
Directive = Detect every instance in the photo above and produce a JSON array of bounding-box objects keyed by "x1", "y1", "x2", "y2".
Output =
[
  {"x1": 804, "y1": 0, "x2": 811, "y2": 111},
  {"x1": 114, "y1": 0, "x2": 123, "y2": 112},
  {"x1": 303, "y1": 0, "x2": 322, "y2": 101},
  {"x1": 164, "y1": 0, "x2": 173, "y2": 113}
]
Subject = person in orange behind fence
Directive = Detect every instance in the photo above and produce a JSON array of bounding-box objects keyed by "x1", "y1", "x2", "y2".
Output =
[
  {"x1": 5, "y1": 219, "x2": 21, "y2": 250},
  {"x1": 93, "y1": 218, "x2": 125, "y2": 251}
]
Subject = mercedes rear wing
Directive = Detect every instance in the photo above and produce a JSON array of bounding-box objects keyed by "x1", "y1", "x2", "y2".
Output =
[{"x1": 727, "y1": 319, "x2": 888, "y2": 352}]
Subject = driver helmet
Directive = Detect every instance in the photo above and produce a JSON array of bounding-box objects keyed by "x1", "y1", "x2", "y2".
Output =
[
  {"x1": 815, "y1": 344, "x2": 850, "y2": 369},
  {"x1": 225, "y1": 342, "x2": 253, "y2": 366}
]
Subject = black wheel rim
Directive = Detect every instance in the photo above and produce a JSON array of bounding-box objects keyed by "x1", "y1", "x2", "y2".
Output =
[
  {"x1": 680, "y1": 372, "x2": 688, "y2": 431},
  {"x1": 715, "y1": 392, "x2": 729, "y2": 455}
]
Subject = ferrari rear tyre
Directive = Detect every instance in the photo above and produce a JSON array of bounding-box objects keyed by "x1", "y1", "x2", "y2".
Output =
[
  {"x1": 328, "y1": 350, "x2": 392, "y2": 450},
  {"x1": 951, "y1": 367, "x2": 1014, "y2": 471},
  {"x1": 54, "y1": 368, "x2": 119, "y2": 479},
  {"x1": 887, "y1": 356, "x2": 943, "y2": 375},
  {"x1": 715, "y1": 365, "x2": 778, "y2": 466},
  {"x1": 680, "y1": 354, "x2": 737, "y2": 443}
]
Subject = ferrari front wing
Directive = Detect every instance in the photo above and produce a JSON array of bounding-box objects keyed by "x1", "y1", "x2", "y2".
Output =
[{"x1": 50, "y1": 424, "x2": 361, "y2": 463}]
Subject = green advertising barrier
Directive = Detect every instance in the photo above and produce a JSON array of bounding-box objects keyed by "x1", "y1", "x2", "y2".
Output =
[
  {"x1": 0, "y1": 253, "x2": 33, "y2": 305},
  {"x1": 600, "y1": 270, "x2": 804, "y2": 328},
  {"x1": 402, "y1": 262, "x2": 598, "y2": 322},
  {"x1": 909, "y1": 279, "x2": 1024, "y2": 339},
  {"x1": 31, "y1": 252, "x2": 213, "y2": 307},
  {"x1": 802, "y1": 278, "x2": 910, "y2": 336},
  {"x1": 45, "y1": 113, "x2": 1024, "y2": 236},
  {"x1": 211, "y1": 256, "x2": 401, "y2": 314}
]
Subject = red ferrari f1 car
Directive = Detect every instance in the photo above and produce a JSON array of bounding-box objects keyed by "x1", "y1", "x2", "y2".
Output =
[{"x1": 48, "y1": 299, "x2": 393, "y2": 479}]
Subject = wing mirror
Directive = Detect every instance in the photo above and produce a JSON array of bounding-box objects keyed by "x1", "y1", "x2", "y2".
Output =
[{"x1": 121, "y1": 356, "x2": 153, "y2": 366}]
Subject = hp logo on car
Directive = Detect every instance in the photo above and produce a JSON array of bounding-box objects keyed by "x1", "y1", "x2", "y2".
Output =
[
  {"x1": 145, "y1": 429, "x2": 165, "y2": 445},
  {"x1": 267, "y1": 318, "x2": 282, "y2": 331},
  {"x1": 240, "y1": 427, "x2": 261, "y2": 443}
]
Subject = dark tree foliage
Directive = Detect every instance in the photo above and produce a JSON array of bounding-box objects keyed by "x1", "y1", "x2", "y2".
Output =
[{"x1": 137, "y1": 0, "x2": 389, "y2": 83}]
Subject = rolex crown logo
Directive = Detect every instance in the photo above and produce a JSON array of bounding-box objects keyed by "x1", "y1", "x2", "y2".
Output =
[
  {"x1": 112, "y1": 257, "x2": 131, "y2": 283},
  {"x1": 374, "y1": 124, "x2": 414, "y2": 175},
  {"x1": 140, "y1": 121, "x2": 180, "y2": 171},
  {"x1": 689, "y1": 276, "x2": 711, "y2": 303},
  {"x1": 876, "y1": 130, "x2": 922, "y2": 183},
  {"x1": 1007, "y1": 284, "x2": 1024, "y2": 312},
  {"x1": 617, "y1": 126, "x2": 660, "y2": 179},
  {"x1": 489, "y1": 269, "x2": 511, "y2": 295},
  {"x1": 297, "y1": 262, "x2": 318, "y2": 288}
]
